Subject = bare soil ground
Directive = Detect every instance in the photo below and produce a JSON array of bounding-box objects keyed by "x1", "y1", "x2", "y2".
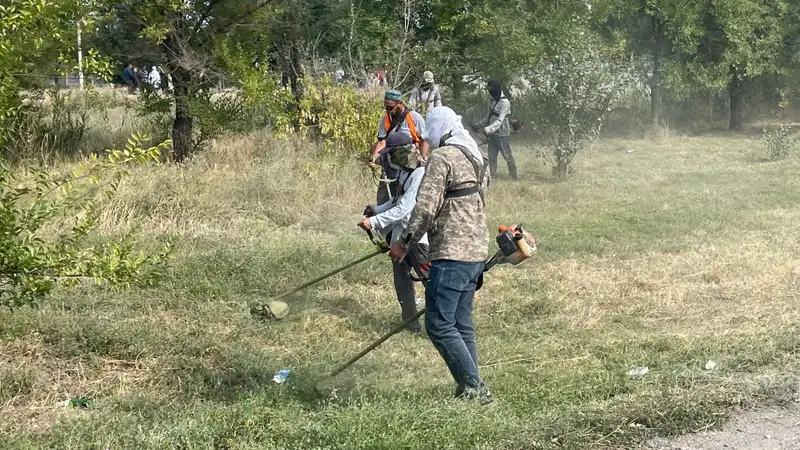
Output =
[{"x1": 648, "y1": 405, "x2": 800, "y2": 450}]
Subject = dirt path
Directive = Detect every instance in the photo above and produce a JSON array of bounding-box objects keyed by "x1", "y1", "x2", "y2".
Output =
[{"x1": 647, "y1": 406, "x2": 800, "y2": 450}]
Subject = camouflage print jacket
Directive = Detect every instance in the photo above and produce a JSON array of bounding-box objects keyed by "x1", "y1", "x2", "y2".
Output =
[{"x1": 402, "y1": 145, "x2": 489, "y2": 262}]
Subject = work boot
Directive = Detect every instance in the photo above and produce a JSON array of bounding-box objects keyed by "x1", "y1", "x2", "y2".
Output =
[
  {"x1": 508, "y1": 161, "x2": 518, "y2": 181},
  {"x1": 458, "y1": 384, "x2": 494, "y2": 406},
  {"x1": 405, "y1": 322, "x2": 421, "y2": 334}
]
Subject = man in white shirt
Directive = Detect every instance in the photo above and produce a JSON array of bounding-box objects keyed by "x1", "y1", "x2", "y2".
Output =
[
  {"x1": 408, "y1": 71, "x2": 442, "y2": 117},
  {"x1": 360, "y1": 133, "x2": 429, "y2": 333},
  {"x1": 148, "y1": 66, "x2": 161, "y2": 91}
]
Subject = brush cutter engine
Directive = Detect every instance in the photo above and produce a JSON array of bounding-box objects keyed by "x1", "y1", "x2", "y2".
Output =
[{"x1": 485, "y1": 224, "x2": 536, "y2": 271}]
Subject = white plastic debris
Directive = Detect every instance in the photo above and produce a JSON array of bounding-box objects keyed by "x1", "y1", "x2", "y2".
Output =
[
  {"x1": 272, "y1": 369, "x2": 291, "y2": 384},
  {"x1": 627, "y1": 366, "x2": 649, "y2": 377},
  {"x1": 415, "y1": 297, "x2": 424, "y2": 308},
  {"x1": 704, "y1": 360, "x2": 717, "y2": 371}
]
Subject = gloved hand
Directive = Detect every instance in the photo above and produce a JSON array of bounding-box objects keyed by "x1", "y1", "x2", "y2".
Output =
[
  {"x1": 363, "y1": 204, "x2": 376, "y2": 217},
  {"x1": 357, "y1": 217, "x2": 372, "y2": 231}
]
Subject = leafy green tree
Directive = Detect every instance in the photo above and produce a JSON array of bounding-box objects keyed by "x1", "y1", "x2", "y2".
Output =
[
  {"x1": 678, "y1": 0, "x2": 789, "y2": 130},
  {"x1": 0, "y1": 0, "x2": 109, "y2": 147},
  {"x1": 598, "y1": 0, "x2": 704, "y2": 127},
  {"x1": 526, "y1": 26, "x2": 631, "y2": 179},
  {"x1": 93, "y1": 1, "x2": 278, "y2": 161}
]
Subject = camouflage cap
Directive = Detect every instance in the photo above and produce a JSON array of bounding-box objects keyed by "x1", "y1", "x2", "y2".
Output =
[{"x1": 389, "y1": 144, "x2": 420, "y2": 170}]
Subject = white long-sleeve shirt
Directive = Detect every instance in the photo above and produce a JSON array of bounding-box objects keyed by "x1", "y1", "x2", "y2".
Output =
[
  {"x1": 149, "y1": 70, "x2": 161, "y2": 88},
  {"x1": 369, "y1": 167, "x2": 429, "y2": 246},
  {"x1": 479, "y1": 96, "x2": 511, "y2": 136}
]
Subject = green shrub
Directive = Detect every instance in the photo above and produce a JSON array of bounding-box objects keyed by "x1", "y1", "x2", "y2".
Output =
[
  {"x1": 763, "y1": 125, "x2": 796, "y2": 160},
  {"x1": 0, "y1": 134, "x2": 174, "y2": 309}
]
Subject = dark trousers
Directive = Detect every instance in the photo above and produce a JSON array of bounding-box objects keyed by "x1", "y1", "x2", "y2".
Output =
[
  {"x1": 424, "y1": 259, "x2": 485, "y2": 389},
  {"x1": 488, "y1": 135, "x2": 517, "y2": 180},
  {"x1": 393, "y1": 258, "x2": 421, "y2": 332}
]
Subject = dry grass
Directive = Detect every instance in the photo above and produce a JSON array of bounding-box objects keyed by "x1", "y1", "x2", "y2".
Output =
[{"x1": 3, "y1": 126, "x2": 800, "y2": 449}]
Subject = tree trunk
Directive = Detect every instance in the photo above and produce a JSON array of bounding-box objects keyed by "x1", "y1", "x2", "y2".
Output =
[
  {"x1": 289, "y1": 43, "x2": 305, "y2": 100},
  {"x1": 450, "y1": 72, "x2": 463, "y2": 102},
  {"x1": 729, "y1": 70, "x2": 744, "y2": 131},
  {"x1": 164, "y1": 25, "x2": 193, "y2": 162},
  {"x1": 650, "y1": 16, "x2": 664, "y2": 129},
  {"x1": 172, "y1": 73, "x2": 192, "y2": 162},
  {"x1": 283, "y1": 41, "x2": 307, "y2": 132}
]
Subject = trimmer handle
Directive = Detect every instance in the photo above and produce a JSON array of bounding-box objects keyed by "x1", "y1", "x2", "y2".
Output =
[{"x1": 366, "y1": 228, "x2": 389, "y2": 251}]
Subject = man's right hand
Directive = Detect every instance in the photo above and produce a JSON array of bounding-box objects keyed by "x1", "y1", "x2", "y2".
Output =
[{"x1": 389, "y1": 242, "x2": 409, "y2": 262}]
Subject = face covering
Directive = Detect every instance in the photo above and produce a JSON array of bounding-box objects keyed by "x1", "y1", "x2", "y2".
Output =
[
  {"x1": 488, "y1": 87, "x2": 502, "y2": 100},
  {"x1": 425, "y1": 106, "x2": 482, "y2": 161}
]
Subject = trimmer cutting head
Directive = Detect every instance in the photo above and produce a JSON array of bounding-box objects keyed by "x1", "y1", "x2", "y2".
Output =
[{"x1": 251, "y1": 301, "x2": 290, "y2": 321}]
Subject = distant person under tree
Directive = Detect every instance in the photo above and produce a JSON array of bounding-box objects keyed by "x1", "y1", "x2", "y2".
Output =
[
  {"x1": 148, "y1": 66, "x2": 162, "y2": 91},
  {"x1": 408, "y1": 71, "x2": 442, "y2": 117},
  {"x1": 122, "y1": 63, "x2": 135, "y2": 94},
  {"x1": 472, "y1": 79, "x2": 517, "y2": 181}
]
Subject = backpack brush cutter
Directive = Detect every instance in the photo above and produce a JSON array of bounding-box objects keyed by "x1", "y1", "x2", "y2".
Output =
[{"x1": 316, "y1": 224, "x2": 536, "y2": 395}]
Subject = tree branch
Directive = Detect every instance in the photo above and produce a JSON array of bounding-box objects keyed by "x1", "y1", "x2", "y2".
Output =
[{"x1": 190, "y1": 0, "x2": 219, "y2": 40}]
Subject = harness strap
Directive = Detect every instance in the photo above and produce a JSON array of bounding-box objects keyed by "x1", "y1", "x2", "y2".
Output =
[
  {"x1": 443, "y1": 144, "x2": 487, "y2": 205},
  {"x1": 444, "y1": 185, "x2": 480, "y2": 198}
]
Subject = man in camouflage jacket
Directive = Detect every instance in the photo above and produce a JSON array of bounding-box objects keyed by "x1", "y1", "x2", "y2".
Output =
[{"x1": 390, "y1": 106, "x2": 493, "y2": 405}]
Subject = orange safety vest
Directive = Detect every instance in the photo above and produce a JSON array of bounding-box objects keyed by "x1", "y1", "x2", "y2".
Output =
[{"x1": 383, "y1": 110, "x2": 421, "y2": 147}]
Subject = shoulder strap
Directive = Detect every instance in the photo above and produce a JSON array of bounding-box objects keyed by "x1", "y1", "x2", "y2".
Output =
[
  {"x1": 405, "y1": 111, "x2": 420, "y2": 145},
  {"x1": 384, "y1": 110, "x2": 409, "y2": 132},
  {"x1": 445, "y1": 145, "x2": 487, "y2": 205},
  {"x1": 384, "y1": 110, "x2": 419, "y2": 146}
]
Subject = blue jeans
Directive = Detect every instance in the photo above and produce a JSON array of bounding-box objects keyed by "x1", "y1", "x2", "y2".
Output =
[{"x1": 425, "y1": 259, "x2": 485, "y2": 389}]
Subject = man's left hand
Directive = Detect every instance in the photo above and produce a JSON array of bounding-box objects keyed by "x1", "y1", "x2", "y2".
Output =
[
  {"x1": 389, "y1": 241, "x2": 409, "y2": 261},
  {"x1": 358, "y1": 218, "x2": 372, "y2": 231}
]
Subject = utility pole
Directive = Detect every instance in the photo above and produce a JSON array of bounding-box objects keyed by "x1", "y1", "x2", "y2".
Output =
[{"x1": 77, "y1": 19, "x2": 84, "y2": 89}]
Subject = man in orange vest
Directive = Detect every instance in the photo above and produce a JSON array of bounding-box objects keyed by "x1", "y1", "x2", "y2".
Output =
[{"x1": 370, "y1": 90, "x2": 428, "y2": 204}]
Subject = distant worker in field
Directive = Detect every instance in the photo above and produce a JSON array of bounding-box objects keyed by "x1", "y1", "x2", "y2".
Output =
[
  {"x1": 389, "y1": 106, "x2": 493, "y2": 405},
  {"x1": 122, "y1": 63, "x2": 135, "y2": 94},
  {"x1": 360, "y1": 132, "x2": 429, "y2": 334},
  {"x1": 148, "y1": 66, "x2": 161, "y2": 91},
  {"x1": 408, "y1": 71, "x2": 442, "y2": 117},
  {"x1": 370, "y1": 90, "x2": 428, "y2": 205},
  {"x1": 472, "y1": 78, "x2": 517, "y2": 181}
]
